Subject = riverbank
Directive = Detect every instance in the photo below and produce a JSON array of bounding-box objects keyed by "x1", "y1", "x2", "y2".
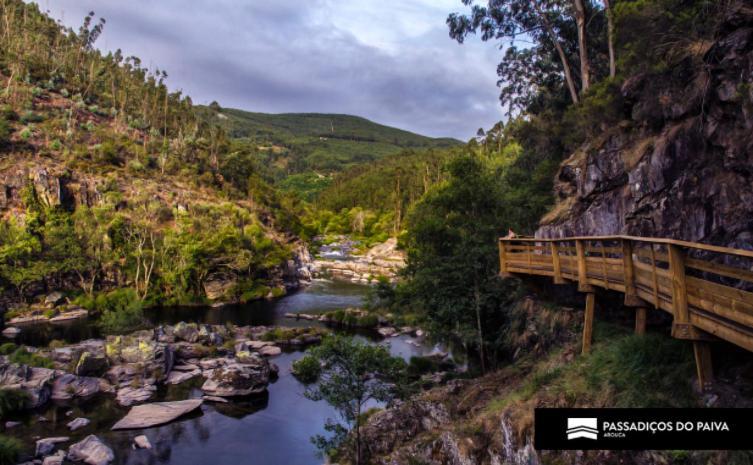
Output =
[{"x1": 0, "y1": 280, "x2": 449, "y2": 465}]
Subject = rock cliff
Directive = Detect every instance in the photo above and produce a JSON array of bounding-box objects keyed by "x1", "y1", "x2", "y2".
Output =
[{"x1": 537, "y1": 3, "x2": 753, "y2": 251}]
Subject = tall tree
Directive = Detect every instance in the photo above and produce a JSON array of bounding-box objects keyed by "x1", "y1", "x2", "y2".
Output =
[
  {"x1": 448, "y1": 0, "x2": 584, "y2": 105},
  {"x1": 603, "y1": 0, "x2": 616, "y2": 77},
  {"x1": 572, "y1": 0, "x2": 591, "y2": 91}
]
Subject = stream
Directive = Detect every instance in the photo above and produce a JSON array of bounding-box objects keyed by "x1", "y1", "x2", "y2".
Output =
[{"x1": 5, "y1": 279, "x2": 449, "y2": 465}]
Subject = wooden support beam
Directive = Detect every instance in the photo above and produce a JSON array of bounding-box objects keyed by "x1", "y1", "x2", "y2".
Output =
[
  {"x1": 575, "y1": 240, "x2": 594, "y2": 292},
  {"x1": 499, "y1": 240, "x2": 509, "y2": 277},
  {"x1": 582, "y1": 292, "x2": 595, "y2": 354},
  {"x1": 635, "y1": 307, "x2": 647, "y2": 335},
  {"x1": 551, "y1": 242, "x2": 564, "y2": 284},
  {"x1": 693, "y1": 341, "x2": 714, "y2": 391}
]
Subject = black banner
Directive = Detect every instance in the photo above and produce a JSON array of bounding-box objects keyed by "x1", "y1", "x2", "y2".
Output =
[{"x1": 535, "y1": 408, "x2": 753, "y2": 450}]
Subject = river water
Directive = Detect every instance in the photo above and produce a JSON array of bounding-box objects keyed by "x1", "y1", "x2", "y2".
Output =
[{"x1": 6, "y1": 279, "x2": 447, "y2": 465}]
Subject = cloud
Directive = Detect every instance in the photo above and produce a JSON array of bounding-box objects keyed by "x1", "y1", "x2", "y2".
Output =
[{"x1": 33, "y1": 0, "x2": 503, "y2": 139}]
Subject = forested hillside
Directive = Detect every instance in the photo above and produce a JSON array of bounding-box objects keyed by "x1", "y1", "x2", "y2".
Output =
[
  {"x1": 195, "y1": 104, "x2": 461, "y2": 200},
  {"x1": 0, "y1": 1, "x2": 307, "y2": 320}
]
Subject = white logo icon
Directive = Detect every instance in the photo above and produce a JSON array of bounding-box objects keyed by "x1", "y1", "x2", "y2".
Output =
[{"x1": 567, "y1": 418, "x2": 598, "y2": 440}]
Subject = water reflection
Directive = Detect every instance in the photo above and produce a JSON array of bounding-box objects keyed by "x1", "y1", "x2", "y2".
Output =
[{"x1": 6, "y1": 280, "x2": 459, "y2": 465}]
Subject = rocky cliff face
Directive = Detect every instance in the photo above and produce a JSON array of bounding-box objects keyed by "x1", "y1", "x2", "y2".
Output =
[{"x1": 537, "y1": 4, "x2": 753, "y2": 250}]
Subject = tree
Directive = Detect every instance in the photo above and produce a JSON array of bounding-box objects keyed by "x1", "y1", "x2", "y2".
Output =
[
  {"x1": 293, "y1": 335, "x2": 406, "y2": 465},
  {"x1": 403, "y1": 155, "x2": 515, "y2": 372}
]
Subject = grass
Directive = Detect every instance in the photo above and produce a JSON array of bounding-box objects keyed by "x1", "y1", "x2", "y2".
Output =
[
  {"x1": 486, "y1": 323, "x2": 696, "y2": 415},
  {"x1": 0, "y1": 436, "x2": 20, "y2": 465}
]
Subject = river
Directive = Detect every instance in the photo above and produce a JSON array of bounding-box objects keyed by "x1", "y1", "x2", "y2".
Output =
[{"x1": 6, "y1": 279, "x2": 449, "y2": 465}]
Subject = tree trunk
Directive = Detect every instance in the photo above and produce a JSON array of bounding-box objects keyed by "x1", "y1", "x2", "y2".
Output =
[
  {"x1": 355, "y1": 401, "x2": 362, "y2": 465},
  {"x1": 474, "y1": 284, "x2": 487, "y2": 374},
  {"x1": 573, "y1": 0, "x2": 591, "y2": 92},
  {"x1": 604, "y1": 0, "x2": 616, "y2": 78},
  {"x1": 532, "y1": 0, "x2": 580, "y2": 104}
]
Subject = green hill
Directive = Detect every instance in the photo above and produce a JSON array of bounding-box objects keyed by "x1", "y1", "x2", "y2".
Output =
[{"x1": 196, "y1": 106, "x2": 461, "y2": 191}]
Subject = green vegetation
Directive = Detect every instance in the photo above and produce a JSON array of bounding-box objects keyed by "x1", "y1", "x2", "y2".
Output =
[
  {"x1": 0, "y1": 389, "x2": 30, "y2": 417},
  {"x1": 297, "y1": 335, "x2": 406, "y2": 464},
  {"x1": 0, "y1": 0, "x2": 301, "y2": 309},
  {"x1": 78, "y1": 288, "x2": 145, "y2": 334},
  {"x1": 291, "y1": 355, "x2": 321, "y2": 384},
  {"x1": 0, "y1": 435, "x2": 21, "y2": 465},
  {"x1": 196, "y1": 106, "x2": 459, "y2": 177},
  {"x1": 4, "y1": 346, "x2": 54, "y2": 368}
]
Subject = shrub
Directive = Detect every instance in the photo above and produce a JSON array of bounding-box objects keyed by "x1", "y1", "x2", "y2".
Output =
[
  {"x1": 0, "y1": 389, "x2": 30, "y2": 416},
  {"x1": 95, "y1": 288, "x2": 145, "y2": 334},
  {"x1": 0, "y1": 435, "x2": 21, "y2": 465},
  {"x1": 357, "y1": 314, "x2": 378, "y2": 328},
  {"x1": 0, "y1": 343, "x2": 16, "y2": 355},
  {"x1": 292, "y1": 355, "x2": 321, "y2": 384},
  {"x1": 8, "y1": 347, "x2": 54, "y2": 368},
  {"x1": 19, "y1": 127, "x2": 31, "y2": 141}
]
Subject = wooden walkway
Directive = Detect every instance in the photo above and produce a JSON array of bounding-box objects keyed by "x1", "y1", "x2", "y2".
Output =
[{"x1": 499, "y1": 235, "x2": 753, "y2": 390}]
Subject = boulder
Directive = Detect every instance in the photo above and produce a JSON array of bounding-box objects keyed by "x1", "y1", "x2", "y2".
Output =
[
  {"x1": 203, "y1": 274, "x2": 237, "y2": 301},
  {"x1": 116, "y1": 385, "x2": 156, "y2": 407},
  {"x1": 111, "y1": 399, "x2": 203, "y2": 430},
  {"x1": 67, "y1": 435, "x2": 114, "y2": 465},
  {"x1": 172, "y1": 322, "x2": 199, "y2": 343},
  {"x1": 35, "y1": 437, "x2": 69, "y2": 457},
  {"x1": 258, "y1": 345, "x2": 281, "y2": 357},
  {"x1": 201, "y1": 357, "x2": 270, "y2": 397},
  {"x1": 50, "y1": 309, "x2": 88, "y2": 323},
  {"x1": 105, "y1": 334, "x2": 173, "y2": 382},
  {"x1": 377, "y1": 327, "x2": 397, "y2": 337},
  {"x1": 74, "y1": 351, "x2": 108, "y2": 377},
  {"x1": 45, "y1": 292, "x2": 65, "y2": 307},
  {"x1": 1, "y1": 327, "x2": 20, "y2": 338},
  {"x1": 172, "y1": 342, "x2": 208, "y2": 360},
  {"x1": 165, "y1": 369, "x2": 201, "y2": 385},
  {"x1": 51, "y1": 374, "x2": 100, "y2": 400},
  {"x1": 201, "y1": 395, "x2": 228, "y2": 403},
  {"x1": 67, "y1": 417, "x2": 90, "y2": 431},
  {"x1": 133, "y1": 435, "x2": 151, "y2": 449},
  {"x1": 43, "y1": 450, "x2": 66, "y2": 465},
  {"x1": 0, "y1": 363, "x2": 55, "y2": 407},
  {"x1": 4, "y1": 421, "x2": 20, "y2": 428}
]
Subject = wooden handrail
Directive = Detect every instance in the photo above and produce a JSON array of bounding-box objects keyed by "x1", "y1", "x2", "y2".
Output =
[
  {"x1": 499, "y1": 234, "x2": 753, "y2": 390},
  {"x1": 500, "y1": 235, "x2": 753, "y2": 260},
  {"x1": 499, "y1": 234, "x2": 753, "y2": 354}
]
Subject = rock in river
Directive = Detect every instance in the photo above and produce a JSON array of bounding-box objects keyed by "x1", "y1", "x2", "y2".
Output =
[
  {"x1": 67, "y1": 417, "x2": 90, "y2": 431},
  {"x1": 51, "y1": 374, "x2": 100, "y2": 400},
  {"x1": 201, "y1": 357, "x2": 271, "y2": 397},
  {"x1": 1, "y1": 327, "x2": 20, "y2": 338},
  {"x1": 116, "y1": 385, "x2": 157, "y2": 407},
  {"x1": 133, "y1": 435, "x2": 152, "y2": 449},
  {"x1": 67, "y1": 435, "x2": 114, "y2": 465},
  {"x1": 35, "y1": 437, "x2": 69, "y2": 457},
  {"x1": 111, "y1": 399, "x2": 203, "y2": 430},
  {"x1": 0, "y1": 363, "x2": 55, "y2": 407}
]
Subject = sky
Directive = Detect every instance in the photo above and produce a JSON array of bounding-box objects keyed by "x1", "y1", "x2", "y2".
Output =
[{"x1": 34, "y1": 0, "x2": 505, "y2": 140}]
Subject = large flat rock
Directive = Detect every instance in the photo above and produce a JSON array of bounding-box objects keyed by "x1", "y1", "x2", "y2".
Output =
[{"x1": 111, "y1": 399, "x2": 203, "y2": 430}]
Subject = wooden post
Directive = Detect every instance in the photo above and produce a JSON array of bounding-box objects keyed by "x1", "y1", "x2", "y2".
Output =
[
  {"x1": 551, "y1": 242, "x2": 564, "y2": 284},
  {"x1": 499, "y1": 240, "x2": 509, "y2": 277},
  {"x1": 622, "y1": 240, "x2": 644, "y2": 307},
  {"x1": 693, "y1": 341, "x2": 714, "y2": 391},
  {"x1": 575, "y1": 240, "x2": 594, "y2": 292},
  {"x1": 668, "y1": 244, "x2": 693, "y2": 339},
  {"x1": 582, "y1": 292, "x2": 595, "y2": 354},
  {"x1": 635, "y1": 307, "x2": 647, "y2": 335}
]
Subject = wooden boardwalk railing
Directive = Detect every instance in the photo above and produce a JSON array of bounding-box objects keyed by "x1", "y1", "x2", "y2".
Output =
[{"x1": 499, "y1": 235, "x2": 753, "y2": 390}]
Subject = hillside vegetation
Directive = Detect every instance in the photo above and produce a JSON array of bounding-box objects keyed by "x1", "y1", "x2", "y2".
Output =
[
  {"x1": 196, "y1": 105, "x2": 460, "y2": 200},
  {"x1": 0, "y1": 1, "x2": 303, "y2": 314}
]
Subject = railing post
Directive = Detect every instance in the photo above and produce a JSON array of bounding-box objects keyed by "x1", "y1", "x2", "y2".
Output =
[
  {"x1": 582, "y1": 292, "x2": 595, "y2": 354},
  {"x1": 499, "y1": 240, "x2": 511, "y2": 278},
  {"x1": 551, "y1": 242, "x2": 564, "y2": 284},
  {"x1": 575, "y1": 239, "x2": 594, "y2": 292},
  {"x1": 668, "y1": 244, "x2": 691, "y2": 338},
  {"x1": 622, "y1": 240, "x2": 642, "y2": 306}
]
